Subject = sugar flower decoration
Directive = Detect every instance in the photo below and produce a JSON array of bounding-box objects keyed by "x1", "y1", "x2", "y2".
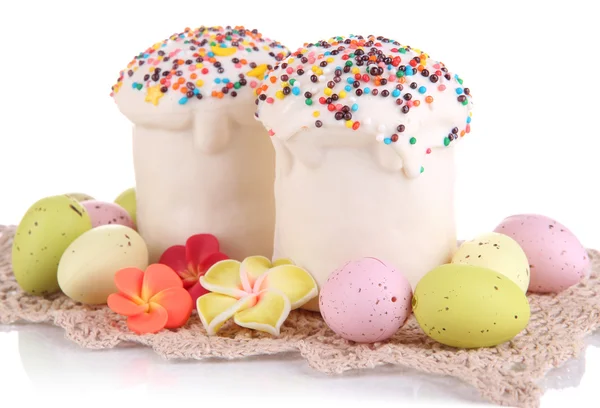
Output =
[
  {"x1": 107, "y1": 264, "x2": 193, "y2": 334},
  {"x1": 197, "y1": 256, "x2": 318, "y2": 336},
  {"x1": 158, "y1": 234, "x2": 229, "y2": 303}
]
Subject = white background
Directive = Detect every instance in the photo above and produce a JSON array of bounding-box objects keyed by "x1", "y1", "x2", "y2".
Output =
[{"x1": 1, "y1": 0, "x2": 599, "y2": 407}]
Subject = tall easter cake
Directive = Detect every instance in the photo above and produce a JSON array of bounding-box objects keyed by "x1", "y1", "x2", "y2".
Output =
[
  {"x1": 255, "y1": 34, "x2": 473, "y2": 311},
  {"x1": 111, "y1": 26, "x2": 290, "y2": 263}
]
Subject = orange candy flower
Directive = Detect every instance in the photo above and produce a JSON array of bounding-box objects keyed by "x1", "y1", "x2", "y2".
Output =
[{"x1": 107, "y1": 264, "x2": 193, "y2": 335}]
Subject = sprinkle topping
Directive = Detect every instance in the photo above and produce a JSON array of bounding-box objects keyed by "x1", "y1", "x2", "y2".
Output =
[
  {"x1": 255, "y1": 34, "x2": 473, "y2": 178},
  {"x1": 111, "y1": 26, "x2": 289, "y2": 106}
]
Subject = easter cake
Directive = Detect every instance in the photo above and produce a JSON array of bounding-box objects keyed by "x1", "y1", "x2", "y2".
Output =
[
  {"x1": 255, "y1": 34, "x2": 473, "y2": 311},
  {"x1": 111, "y1": 26, "x2": 290, "y2": 264}
]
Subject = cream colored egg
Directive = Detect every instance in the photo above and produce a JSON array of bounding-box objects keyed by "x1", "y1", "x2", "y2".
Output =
[
  {"x1": 57, "y1": 225, "x2": 149, "y2": 304},
  {"x1": 452, "y1": 232, "x2": 530, "y2": 292}
]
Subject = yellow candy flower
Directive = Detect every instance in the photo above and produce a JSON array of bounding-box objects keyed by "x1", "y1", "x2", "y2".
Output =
[{"x1": 197, "y1": 257, "x2": 318, "y2": 336}]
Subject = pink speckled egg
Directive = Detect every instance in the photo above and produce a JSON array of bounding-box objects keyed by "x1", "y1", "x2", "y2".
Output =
[
  {"x1": 494, "y1": 214, "x2": 590, "y2": 293},
  {"x1": 319, "y1": 257, "x2": 413, "y2": 343},
  {"x1": 81, "y1": 200, "x2": 135, "y2": 229}
]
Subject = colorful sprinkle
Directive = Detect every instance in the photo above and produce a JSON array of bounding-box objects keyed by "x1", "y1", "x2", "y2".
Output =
[
  {"x1": 254, "y1": 34, "x2": 473, "y2": 177},
  {"x1": 111, "y1": 26, "x2": 290, "y2": 104}
]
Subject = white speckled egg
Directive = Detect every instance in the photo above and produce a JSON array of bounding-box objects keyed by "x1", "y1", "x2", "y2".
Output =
[
  {"x1": 57, "y1": 225, "x2": 149, "y2": 304},
  {"x1": 451, "y1": 232, "x2": 530, "y2": 292},
  {"x1": 81, "y1": 200, "x2": 135, "y2": 229},
  {"x1": 319, "y1": 257, "x2": 413, "y2": 343},
  {"x1": 494, "y1": 214, "x2": 590, "y2": 293}
]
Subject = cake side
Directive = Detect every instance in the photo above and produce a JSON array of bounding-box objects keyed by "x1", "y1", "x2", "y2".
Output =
[{"x1": 110, "y1": 26, "x2": 286, "y2": 263}]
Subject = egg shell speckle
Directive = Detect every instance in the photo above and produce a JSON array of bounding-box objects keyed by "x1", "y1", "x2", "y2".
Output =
[
  {"x1": 81, "y1": 200, "x2": 135, "y2": 229},
  {"x1": 494, "y1": 214, "x2": 590, "y2": 293},
  {"x1": 451, "y1": 232, "x2": 530, "y2": 293},
  {"x1": 57, "y1": 224, "x2": 149, "y2": 305},
  {"x1": 319, "y1": 257, "x2": 413, "y2": 343}
]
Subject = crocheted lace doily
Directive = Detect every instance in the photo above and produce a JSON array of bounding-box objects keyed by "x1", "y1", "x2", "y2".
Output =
[{"x1": 1, "y1": 224, "x2": 598, "y2": 408}]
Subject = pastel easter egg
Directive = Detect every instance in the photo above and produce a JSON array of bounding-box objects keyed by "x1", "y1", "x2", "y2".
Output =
[
  {"x1": 114, "y1": 188, "x2": 137, "y2": 226},
  {"x1": 319, "y1": 257, "x2": 413, "y2": 343},
  {"x1": 413, "y1": 264, "x2": 530, "y2": 349},
  {"x1": 81, "y1": 200, "x2": 135, "y2": 229},
  {"x1": 64, "y1": 193, "x2": 95, "y2": 202},
  {"x1": 494, "y1": 214, "x2": 590, "y2": 293},
  {"x1": 451, "y1": 232, "x2": 530, "y2": 292},
  {"x1": 57, "y1": 225, "x2": 149, "y2": 304},
  {"x1": 12, "y1": 195, "x2": 93, "y2": 295}
]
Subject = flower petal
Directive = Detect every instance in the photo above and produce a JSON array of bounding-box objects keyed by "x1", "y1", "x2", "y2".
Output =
[
  {"x1": 150, "y1": 287, "x2": 193, "y2": 329},
  {"x1": 240, "y1": 256, "x2": 273, "y2": 290},
  {"x1": 197, "y1": 293, "x2": 255, "y2": 335},
  {"x1": 198, "y1": 252, "x2": 230, "y2": 273},
  {"x1": 126, "y1": 302, "x2": 168, "y2": 334},
  {"x1": 233, "y1": 289, "x2": 291, "y2": 336},
  {"x1": 200, "y1": 260, "x2": 246, "y2": 298},
  {"x1": 255, "y1": 265, "x2": 318, "y2": 309},
  {"x1": 114, "y1": 267, "x2": 144, "y2": 302},
  {"x1": 272, "y1": 258, "x2": 294, "y2": 267},
  {"x1": 107, "y1": 293, "x2": 149, "y2": 316},
  {"x1": 187, "y1": 281, "x2": 209, "y2": 303},
  {"x1": 141, "y1": 264, "x2": 183, "y2": 301},
  {"x1": 158, "y1": 245, "x2": 188, "y2": 278},
  {"x1": 186, "y1": 234, "x2": 220, "y2": 266}
]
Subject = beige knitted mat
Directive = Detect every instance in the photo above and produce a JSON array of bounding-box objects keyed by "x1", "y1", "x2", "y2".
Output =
[{"x1": 1, "y1": 224, "x2": 599, "y2": 407}]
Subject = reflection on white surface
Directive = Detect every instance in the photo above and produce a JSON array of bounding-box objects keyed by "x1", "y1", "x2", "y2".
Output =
[{"x1": 1, "y1": 323, "x2": 599, "y2": 407}]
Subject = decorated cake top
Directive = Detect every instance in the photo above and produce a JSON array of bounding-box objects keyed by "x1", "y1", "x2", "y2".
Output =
[
  {"x1": 111, "y1": 26, "x2": 290, "y2": 125},
  {"x1": 255, "y1": 34, "x2": 473, "y2": 178}
]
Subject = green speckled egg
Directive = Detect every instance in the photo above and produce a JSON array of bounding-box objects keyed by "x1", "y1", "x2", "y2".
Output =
[
  {"x1": 11, "y1": 195, "x2": 93, "y2": 296},
  {"x1": 413, "y1": 263, "x2": 531, "y2": 349},
  {"x1": 64, "y1": 193, "x2": 95, "y2": 202},
  {"x1": 114, "y1": 188, "x2": 137, "y2": 226}
]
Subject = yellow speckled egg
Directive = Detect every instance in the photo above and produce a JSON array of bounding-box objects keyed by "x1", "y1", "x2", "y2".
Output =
[
  {"x1": 57, "y1": 225, "x2": 149, "y2": 305},
  {"x1": 452, "y1": 232, "x2": 530, "y2": 293},
  {"x1": 413, "y1": 264, "x2": 530, "y2": 349}
]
